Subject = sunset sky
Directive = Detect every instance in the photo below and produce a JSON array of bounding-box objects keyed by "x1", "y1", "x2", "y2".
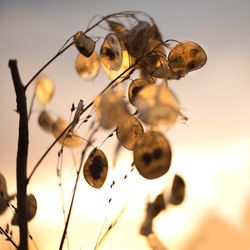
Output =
[{"x1": 1, "y1": 0, "x2": 250, "y2": 249}]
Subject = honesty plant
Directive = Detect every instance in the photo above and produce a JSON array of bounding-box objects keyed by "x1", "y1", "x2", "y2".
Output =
[{"x1": 1, "y1": 11, "x2": 207, "y2": 250}]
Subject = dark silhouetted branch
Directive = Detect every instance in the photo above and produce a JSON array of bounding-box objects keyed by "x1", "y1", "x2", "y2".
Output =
[{"x1": 9, "y1": 60, "x2": 29, "y2": 250}]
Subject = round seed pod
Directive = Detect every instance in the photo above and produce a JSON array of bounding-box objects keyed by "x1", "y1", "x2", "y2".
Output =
[
  {"x1": 52, "y1": 118, "x2": 84, "y2": 148},
  {"x1": 74, "y1": 31, "x2": 95, "y2": 57},
  {"x1": 139, "y1": 38, "x2": 178, "y2": 80},
  {"x1": 134, "y1": 83, "x2": 180, "y2": 128},
  {"x1": 11, "y1": 194, "x2": 37, "y2": 225},
  {"x1": 127, "y1": 21, "x2": 150, "y2": 59},
  {"x1": 102, "y1": 47, "x2": 135, "y2": 82},
  {"x1": 168, "y1": 41, "x2": 207, "y2": 78},
  {"x1": 116, "y1": 115, "x2": 144, "y2": 150},
  {"x1": 38, "y1": 110, "x2": 54, "y2": 133},
  {"x1": 170, "y1": 174, "x2": 185, "y2": 205},
  {"x1": 133, "y1": 131, "x2": 172, "y2": 179},
  {"x1": 94, "y1": 89, "x2": 128, "y2": 129},
  {"x1": 75, "y1": 51, "x2": 100, "y2": 79},
  {"x1": 128, "y1": 78, "x2": 153, "y2": 106},
  {"x1": 83, "y1": 148, "x2": 108, "y2": 188},
  {"x1": 35, "y1": 75, "x2": 55, "y2": 105},
  {"x1": 100, "y1": 33, "x2": 123, "y2": 71}
]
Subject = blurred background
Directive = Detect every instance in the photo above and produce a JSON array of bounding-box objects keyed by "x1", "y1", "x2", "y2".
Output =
[{"x1": 1, "y1": 0, "x2": 250, "y2": 249}]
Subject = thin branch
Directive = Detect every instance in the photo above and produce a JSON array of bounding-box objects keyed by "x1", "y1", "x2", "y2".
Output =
[
  {"x1": 24, "y1": 41, "x2": 74, "y2": 90},
  {"x1": 27, "y1": 33, "x2": 170, "y2": 182},
  {"x1": 27, "y1": 60, "x2": 136, "y2": 183},
  {"x1": 0, "y1": 226, "x2": 18, "y2": 248},
  {"x1": 9, "y1": 59, "x2": 29, "y2": 250},
  {"x1": 58, "y1": 128, "x2": 98, "y2": 250}
]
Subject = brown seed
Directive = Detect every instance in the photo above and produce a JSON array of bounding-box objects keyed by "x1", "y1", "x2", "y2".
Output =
[{"x1": 83, "y1": 149, "x2": 108, "y2": 188}]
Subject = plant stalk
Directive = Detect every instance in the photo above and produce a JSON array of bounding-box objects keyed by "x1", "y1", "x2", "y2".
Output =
[{"x1": 9, "y1": 60, "x2": 29, "y2": 250}]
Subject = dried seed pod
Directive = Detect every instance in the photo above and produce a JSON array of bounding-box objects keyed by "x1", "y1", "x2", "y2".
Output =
[
  {"x1": 75, "y1": 51, "x2": 100, "y2": 79},
  {"x1": 35, "y1": 75, "x2": 55, "y2": 105},
  {"x1": 168, "y1": 41, "x2": 207, "y2": 78},
  {"x1": 11, "y1": 194, "x2": 37, "y2": 225},
  {"x1": 74, "y1": 31, "x2": 95, "y2": 57},
  {"x1": 100, "y1": 33, "x2": 123, "y2": 71},
  {"x1": 133, "y1": 131, "x2": 172, "y2": 179},
  {"x1": 128, "y1": 78, "x2": 153, "y2": 106},
  {"x1": 106, "y1": 20, "x2": 127, "y2": 35},
  {"x1": 38, "y1": 110, "x2": 54, "y2": 133},
  {"x1": 116, "y1": 115, "x2": 144, "y2": 150},
  {"x1": 139, "y1": 39, "x2": 176, "y2": 80},
  {"x1": 148, "y1": 24, "x2": 163, "y2": 42},
  {"x1": 170, "y1": 174, "x2": 185, "y2": 205},
  {"x1": 0, "y1": 173, "x2": 8, "y2": 214},
  {"x1": 52, "y1": 118, "x2": 84, "y2": 147},
  {"x1": 102, "y1": 47, "x2": 135, "y2": 82},
  {"x1": 94, "y1": 90, "x2": 128, "y2": 129},
  {"x1": 127, "y1": 21, "x2": 150, "y2": 59},
  {"x1": 147, "y1": 56, "x2": 178, "y2": 80},
  {"x1": 134, "y1": 83, "x2": 180, "y2": 127},
  {"x1": 83, "y1": 148, "x2": 108, "y2": 188}
]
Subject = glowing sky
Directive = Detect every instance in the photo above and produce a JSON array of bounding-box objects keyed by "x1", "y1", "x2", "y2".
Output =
[{"x1": 1, "y1": 0, "x2": 250, "y2": 249}]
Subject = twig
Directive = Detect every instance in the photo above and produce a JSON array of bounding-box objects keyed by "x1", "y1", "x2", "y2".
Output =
[
  {"x1": 24, "y1": 42, "x2": 74, "y2": 90},
  {"x1": 58, "y1": 128, "x2": 98, "y2": 250},
  {"x1": 9, "y1": 60, "x2": 29, "y2": 250},
  {"x1": 0, "y1": 226, "x2": 18, "y2": 248}
]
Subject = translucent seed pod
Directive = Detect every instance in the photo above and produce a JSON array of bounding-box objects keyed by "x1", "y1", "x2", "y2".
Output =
[
  {"x1": 75, "y1": 51, "x2": 100, "y2": 79},
  {"x1": 52, "y1": 118, "x2": 84, "y2": 148},
  {"x1": 74, "y1": 31, "x2": 95, "y2": 57},
  {"x1": 147, "y1": 56, "x2": 178, "y2": 80},
  {"x1": 94, "y1": 89, "x2": 128, "y2": 129},
  {"x1": 139, "y1": 38, "x2": 177, "y2": 80},
  {"x1": 100, "y1": 33, "x2": 123, "y2": 71},
  {"x1": 0, "y1": 173, "x2": 8, "y2": 214},
  {"x1": 12, "y1": 194, "x2": 37, "y2": 225},
  {"x1": 128, "y1": 78, "x2": 153, "y2": 106},
  {"x1": 38, "y1": 110, "x2": 54, "y2": 133},
  {"x1": 168, "y1": 41, "x2": 207, "y2": 78},
  {"x1": 133, "y1": 131, "x2": 172, "y2": 179},
  {"x1": 106, "y1": 20, "x2": 127, "y2": 36},
  {"x1": 102, "y1": 47, "x2": 135, "y2": 82},
  {"x1": 116, "y1": 115, "x2": 144, "y2": 150},
  {"x1": 170, "y1": 174, "x2": 185, "y2": 205},
  {"x1": 127, "y1": 21, "x2": 150, "y2": 59},
  {"x1": 83, "y1": 148, "x2": 108, "y2": 189},
  {"x1": 35, "y1": 75, "x2": 55, "y2": 105},
  {"x1": 134, "y1": 83, "x2": 180, "y2": 128}
]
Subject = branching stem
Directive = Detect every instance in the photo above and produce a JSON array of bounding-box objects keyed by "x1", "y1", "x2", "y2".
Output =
[{"x1": 9, "y1": 60, "x2": 29, "y2": 250}]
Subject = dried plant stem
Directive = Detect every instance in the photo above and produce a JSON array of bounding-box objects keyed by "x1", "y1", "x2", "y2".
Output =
[
  {"x1": 24, "y1": 41, "x2": 74, "y2": 90},
  {"x1": 27, "y1": 33, "x2": 168, "y2": 182},
  {"x1": 9, "y1": 60, "x2": 29, "y2": 250},
  {"x1": 0, "y1": 226, "x2": 18, "y2": 248},
  {"x1": 58, "y1": 128, "x2": 97, "y2": 250},
  {"x1": 27, "y1": 61, "x2": 136, "y2": 183}
]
